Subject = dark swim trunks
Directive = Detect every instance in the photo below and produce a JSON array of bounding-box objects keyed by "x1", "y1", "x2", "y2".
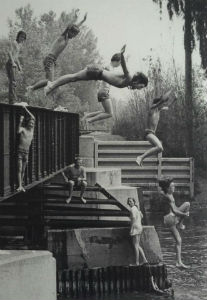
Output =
[
  {"x1": 17, "y1": 148, "x2": 29, "y2": 163},
  {"x1": 97, "y1": 88, "x2": 110, "y2": 102},
  {"x1": 86, "y1": 65, "x2": 103, "y2": 80},
  {"x1": 43, "y1": 54, "x2": 57, "y2": 72},
  {"x1": 67, "y1": 24, "x2": 80, "y2": 39},
  {"x1": 144, "y1": 129, "x2": 156, "y2": 139}
]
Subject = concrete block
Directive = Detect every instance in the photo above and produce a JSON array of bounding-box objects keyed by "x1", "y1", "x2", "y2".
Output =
[
  {"x1": 82, "y1": 157, "x2": 94, "y2": 167},
  {"x1": 86, "y1": 167, "x2": 121, "y2": 187},
  {"x1": 47, "y1": 227, "x2": 163, "y2": 271},
  {"x1": 79, "y1": 136, "x2": 95, "y2": 158},
  {"x1": 0, "y1": 250, "x2": 56, "y2": 300}
]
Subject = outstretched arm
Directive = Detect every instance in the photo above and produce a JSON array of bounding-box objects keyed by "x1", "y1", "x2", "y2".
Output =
[
  {"x1": 17, "y1": 115, "x2": 24, "y2": 134},
  {"x1": 169, "y1": 201, "x2": 188, "y2": 217},
  {"x1": 23, "y1": 106, "x2": 35, "y2": 120},
  {"x1": 76, "y1": 13, "x2": 87, "y2": 27},
  {"x1": 120, "y1": 45, "x2": 131, "y2": 81},
  {"x1": 61, "y1": 11, "x2": 87, "y2": 37}
]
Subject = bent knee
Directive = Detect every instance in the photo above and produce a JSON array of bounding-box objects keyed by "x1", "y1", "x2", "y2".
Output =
[
  {"x1": 82, "y1": 181, "x2": 87, "y2": 187},
  {"x1": 157, "y1": 145, "x2": 163, "y2": 153},
  {"x1": 185, "y1": 201, "x2": 190, "y2": 208},
  {"x1": 68, "y1": 180, "x2": 75, "y2": 186}
]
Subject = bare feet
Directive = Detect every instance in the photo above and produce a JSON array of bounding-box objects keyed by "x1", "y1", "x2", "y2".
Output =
[
  {"x1": 66, "y1": 197, "x2": 72, "y2": 204},
  {"x1": 176, "y1": 262, "x2": 190, "y2": 269},
  {"x1": 81, "y1": 197, "x2": 87, "y2": 204},
  {"x1": 136, "y1": 156, "x2": 143, "y2": 167},
  {"x1": 17, "y1": 186, "x2": 25, "y2": 192},
  {"x1": 44, "y1": 81, "x2": 53, "y2": 96},
  {"x1": 179, "y1": 223, "x2": 186, "y2": 230}
]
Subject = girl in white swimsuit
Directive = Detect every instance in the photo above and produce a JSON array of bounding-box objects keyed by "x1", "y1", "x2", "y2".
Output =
[{"x1": 127, "y1": 198, "x2": 148, "y2": 265}]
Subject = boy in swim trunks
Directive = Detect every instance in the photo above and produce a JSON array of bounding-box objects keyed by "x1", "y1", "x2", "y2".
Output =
[
  {"x1": 62, "y1": 157, "x2": 87, "y2": 204},
  {"x1": 136, "y1": 90, "x2": 176, "y2": 167},
  {"x1": 159, "y1": 177, "x2": 190, "y2": 269},
  {"x1": 44, "y1": 44, "x2": 148, "y2": 95},
  {"x1": 6, "y1": 31, "x2": 27, "y2": 104},
  {"x1": 81, "y1": 52, "x2": 122, "y2": 124},
  {"x1": 26, "y1": 10, "x2": 87, "y2": 93},
  {"x1": 17, "y1": 105, "x2": 35, "y2": 192}
]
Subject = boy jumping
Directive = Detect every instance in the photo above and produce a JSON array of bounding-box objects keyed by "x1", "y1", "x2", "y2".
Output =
[
  {"x1": 44, "y1": 44, "x2": 148, "y2": 95},
  {"x1": 26, "y1": 10, "x2": 87, "y2": 93},
  {"x1": 136, "y1": 90, "x2": 176, "y2": 166},
  {"x1": 81, "y1": 52, "x2": 122, "y2": 124},
  {"x1": 17, "y1": 105, "x2": 35, "y2": 192}
]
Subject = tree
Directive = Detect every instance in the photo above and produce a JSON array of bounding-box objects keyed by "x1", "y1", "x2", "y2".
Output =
[
  {"x1": 0, "y1": 5, "x2": 102, "y2": 116},
  {"x1": 153, "y1": 0, "x2": 207, "y2": 156}
]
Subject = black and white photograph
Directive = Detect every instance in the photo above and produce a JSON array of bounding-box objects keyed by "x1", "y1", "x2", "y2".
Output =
[{"x1": 0, "y1": 0, "x2": 206, "y2": 299}]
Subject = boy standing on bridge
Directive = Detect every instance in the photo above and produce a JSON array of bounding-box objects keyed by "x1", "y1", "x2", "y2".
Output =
[
  {"x1": 26, "y1": 10, "x2": 87, "y2": 93},
  {"x1": 17, "y1": 105, "x2": 35, "y2": 192},
  {"x1": 44, "y1": 44, "x2": 148, "y2": 95},
  {"x1": 136, "y1": 90, "x2": 176, "y2": 167},
  {"x1": 62, "y1": 157, "x2": 87, "y2": 204},
  {"x1": 6, "y1": 31, "x2": 27, "y2": 104}
]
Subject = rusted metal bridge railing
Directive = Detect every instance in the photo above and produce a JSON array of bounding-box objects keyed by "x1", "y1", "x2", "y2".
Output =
[{"x1": 0, "y1": 103, "x2": 79, "y2": 199}]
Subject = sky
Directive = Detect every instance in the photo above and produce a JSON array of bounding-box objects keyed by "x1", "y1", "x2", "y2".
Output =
[{"x1": 0, "y1": 0, "x2": 202, "y2": 99}]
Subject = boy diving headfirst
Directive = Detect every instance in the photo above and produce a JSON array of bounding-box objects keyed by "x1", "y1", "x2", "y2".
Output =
[
  {"x1": 44, "y1": 44, "x2": 148, "y2": 95},
  {"x1": 26, "y1": 10, "x2": 87, "y2": 93}
]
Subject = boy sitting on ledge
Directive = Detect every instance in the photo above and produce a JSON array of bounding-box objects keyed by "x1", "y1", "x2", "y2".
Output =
[{"x1": 62, "y1": 157, "x2": 87, "y2": 204}]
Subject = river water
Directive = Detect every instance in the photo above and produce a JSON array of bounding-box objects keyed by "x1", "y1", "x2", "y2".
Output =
[{"x1": 75, "y1": 207, "x2": 207, "y2": 300}]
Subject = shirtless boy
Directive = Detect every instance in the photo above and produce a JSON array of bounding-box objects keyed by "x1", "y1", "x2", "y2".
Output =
[
  {"x1": 17, "y1": 105, "x2": 35, "y2": 192},
  {"x1": 44, "y1": 44, "x2": 148, "y2": 95},
  {"x1": 6, "y1": 31, "x2": 27, "y2": 103},
  {"x1": 81, "y1": 52, "x2": 123, "y2": 124},
  {"x1": 62, "y1": 157, "x2": 87, "y2": 204},
  {"x1": 26, "y1": 10, "x2": 87, "y2": 93},
  {"x1": 136, "y1": 90, "x2": 176, "y2": 166}
]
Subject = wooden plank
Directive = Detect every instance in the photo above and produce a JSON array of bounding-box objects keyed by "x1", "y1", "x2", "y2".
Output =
[
  {"x1": 98, "y1": 158, "x2": 158, "y2": 162},
  {"x1": 157, "y1": 152, "x2": 162, "y2": 179},
  {"x1": 98, "y1": 150, "x2": 152, "y2": 154},
  {"x1": 94, "y1": 141, "x2": 98, "y2": 168},
  {"x1": 124, "y1": 182, "x2": 190, "y2": 187},
  {"x1": 97, "y1": 141, "x2": 151, "y2": 146},
  {"x1": 45, "y1": 210, "x2": 129, "y2": 217},
  {"x1": 161, "y1": 157, "x2": 191, "y2": 162},
  {"x1": 189, "y1": 158, "x2": 194, "y2": 198},
  {"x1": 122, "y1": 174, "x2": 190, "y2": 179}
]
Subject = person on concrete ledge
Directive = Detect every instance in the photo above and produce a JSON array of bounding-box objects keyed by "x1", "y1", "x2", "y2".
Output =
[
  {"x1": 44, "y1": 44, "x2": 148, "y2": 95},
  {"x1": 127, "y1": 197, "x2": 148, "y2": 266},
  {"x1": 26, "y1": 10, "x2": 87, "y2": 94},
  {"x1": 159, "y1": 176, "x2": 190, "y2": 269},
  {"x1": 62, "y1": 157, "x2": 87, "y2": 204},
  {"x1": 136, "y1": 90, "x2": 176, "y2": 167},
  {"x1": 17, "y1": 104, "x2": 35, "y2": 192}
]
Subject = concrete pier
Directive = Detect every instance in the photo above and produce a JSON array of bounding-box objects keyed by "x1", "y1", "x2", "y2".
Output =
[
  {"x1": 47, "y1": 226, "x2": 162, "y2": 270},
  {"x1": 0, "y1": 250, "x2": 56, "y2": 300}
]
